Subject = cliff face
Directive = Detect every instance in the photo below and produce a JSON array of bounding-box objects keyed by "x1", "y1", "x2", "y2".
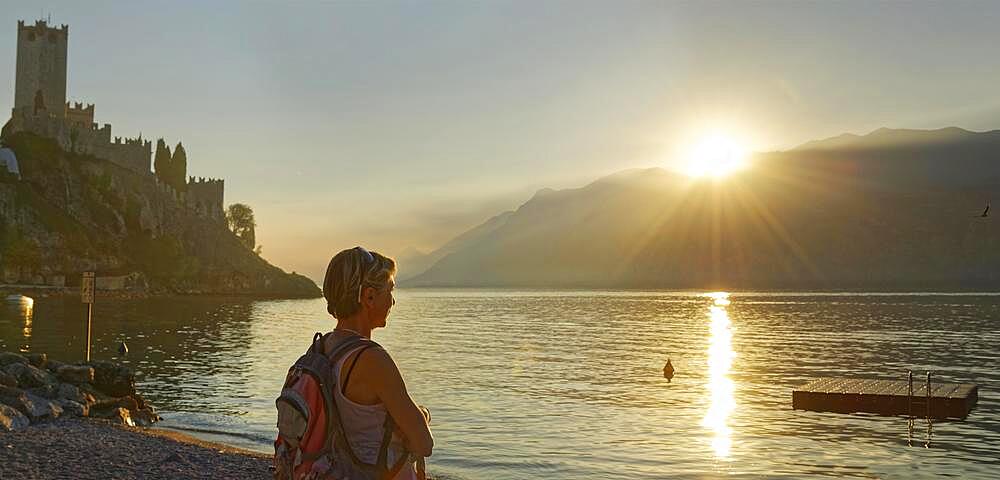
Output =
[{"x1": 0, "y1": 132, "x2": 319, "y2": 297}]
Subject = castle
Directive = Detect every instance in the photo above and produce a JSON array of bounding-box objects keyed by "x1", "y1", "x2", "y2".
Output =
[{"x1": 1, "y1": 19, "x2": 224, "y2": 220}]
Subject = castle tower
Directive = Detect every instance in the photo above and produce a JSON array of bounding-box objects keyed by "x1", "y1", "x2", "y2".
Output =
[{"x1": 14, "y1": 20, "x2": 68, "y2": 118}]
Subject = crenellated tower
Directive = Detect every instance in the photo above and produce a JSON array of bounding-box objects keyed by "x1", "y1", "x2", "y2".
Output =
[{"x1": 14, "y1": 20, "x2": 68, "y2": 118}]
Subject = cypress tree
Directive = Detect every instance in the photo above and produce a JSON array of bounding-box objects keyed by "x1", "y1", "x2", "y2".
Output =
[
  {"x1": 172, "y1": 142, "x2": 188, "y2": 192},
  {"x1": 154, "y1": 139, "x2": 172, "y2": 184}
]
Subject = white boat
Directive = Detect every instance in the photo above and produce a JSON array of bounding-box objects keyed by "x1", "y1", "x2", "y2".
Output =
[{"x1": 4, "y1": 294, "x2": 33, "y2": 305}]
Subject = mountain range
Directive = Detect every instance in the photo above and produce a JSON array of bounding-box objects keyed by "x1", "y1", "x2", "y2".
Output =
[{"x1": 402, "y1": 127, "x2": 1000, "y2": 290}]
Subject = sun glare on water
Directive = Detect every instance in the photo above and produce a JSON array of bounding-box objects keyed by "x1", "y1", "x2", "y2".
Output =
[{"x1": 684, "y1": 133, "x2": 749, "y2": 179}]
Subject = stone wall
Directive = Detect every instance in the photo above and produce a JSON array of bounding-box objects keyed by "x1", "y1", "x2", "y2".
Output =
[
  {"x1": 3, "y1": 107, "x2": 151, "y2": 175},
  {"x1": 186, "y1": 177, "x2": 224, "y2": 220},
  {"x1": 14, "y1": 20, "x2": 67, "y2": 118},
  {"x1": 64, "y1": 102, "x2": 94, "y2": 127}
]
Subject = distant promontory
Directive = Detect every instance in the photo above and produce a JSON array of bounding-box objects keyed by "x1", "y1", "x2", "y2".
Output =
[{"x1": 0, "y1": 20, "x2": 319, "y2": 297}]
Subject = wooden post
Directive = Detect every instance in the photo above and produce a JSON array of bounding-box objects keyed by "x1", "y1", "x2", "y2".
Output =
[{"x1": 81, "y1": 272, "x2": 95, "y2": 361}]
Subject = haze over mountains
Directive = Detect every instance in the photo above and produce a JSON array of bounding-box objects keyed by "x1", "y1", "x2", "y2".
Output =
[{"x1": 402, "y1": 127, "x2": 1000, "y2": 290}]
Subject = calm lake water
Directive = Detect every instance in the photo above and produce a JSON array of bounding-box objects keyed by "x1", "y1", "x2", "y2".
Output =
[{"x1": 1, "y1": 290, "x2": 998, "y2": 479}]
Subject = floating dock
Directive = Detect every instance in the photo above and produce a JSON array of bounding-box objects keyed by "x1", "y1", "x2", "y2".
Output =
[{"x1": 792, "y1": 377, "x2": 978, "y2": 420}]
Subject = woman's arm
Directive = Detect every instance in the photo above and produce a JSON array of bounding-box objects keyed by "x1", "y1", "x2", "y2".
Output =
[{"x1": 369, "y1": 348, "x2": 434, "y2": 457}]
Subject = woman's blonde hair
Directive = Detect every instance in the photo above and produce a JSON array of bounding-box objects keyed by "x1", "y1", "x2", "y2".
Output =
[{"x1": 323, "y1": 246, "x2": 396, "y2": 319}]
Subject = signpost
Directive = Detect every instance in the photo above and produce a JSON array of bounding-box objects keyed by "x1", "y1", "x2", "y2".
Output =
[{"x1": 82, "y1": 272, "x2": 95, "y2": 361}]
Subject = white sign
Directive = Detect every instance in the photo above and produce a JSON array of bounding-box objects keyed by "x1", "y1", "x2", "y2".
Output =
[{"x1": 81, "y1": 272, "x2": 95, "y2": 304}]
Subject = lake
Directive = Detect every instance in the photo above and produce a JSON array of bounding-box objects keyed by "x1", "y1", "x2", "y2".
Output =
[{"x1": 1, "y1": 290, "x2": 998, "y2": 479}]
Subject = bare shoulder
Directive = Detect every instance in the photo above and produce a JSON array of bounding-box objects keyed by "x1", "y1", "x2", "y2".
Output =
[{"x1": 363, "y1": 344, "x2": 399, "y2": 373}]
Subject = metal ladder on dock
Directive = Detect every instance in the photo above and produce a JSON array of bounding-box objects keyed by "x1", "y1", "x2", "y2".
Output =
[{"x1": 907, "y1": 370, "x2": 932, "y2": 447}]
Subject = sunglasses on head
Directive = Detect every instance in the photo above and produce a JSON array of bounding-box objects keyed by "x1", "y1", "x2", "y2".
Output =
[{"x1": 355, "y1": 246, "x2": 376, "y2": 304}]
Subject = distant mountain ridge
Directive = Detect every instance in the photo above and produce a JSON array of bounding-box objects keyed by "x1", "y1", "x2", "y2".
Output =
[{"x1": 404, "y1": 127, "x2": 1000, "y2": 290}]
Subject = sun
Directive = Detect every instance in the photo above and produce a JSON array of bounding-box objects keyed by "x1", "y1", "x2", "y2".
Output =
[{"x1": 683, "y1": 133, "x2": 749, "y2": 179}]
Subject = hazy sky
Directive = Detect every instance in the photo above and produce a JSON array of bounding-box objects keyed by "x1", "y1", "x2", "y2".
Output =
[{"x1": 3, "y1": 1, "x2": 1000, "y2": 281}]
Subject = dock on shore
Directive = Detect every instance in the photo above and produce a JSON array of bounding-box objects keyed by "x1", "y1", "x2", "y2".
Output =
[{"x1": 792, "y1": 377, "x2": 979, "y2": 420}]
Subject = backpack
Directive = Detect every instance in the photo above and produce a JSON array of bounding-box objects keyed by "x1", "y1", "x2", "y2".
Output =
[{"x1": 273, "y1": 332, "x2": 411, "y2": 480}]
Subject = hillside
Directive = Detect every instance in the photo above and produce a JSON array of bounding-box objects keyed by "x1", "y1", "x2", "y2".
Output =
[
  {"x1": 0, "y1": 132, "x2": 320, "y2": 297},
  {"x1": 407, "y1": 127, "x2": 1000, "y2": 290}
]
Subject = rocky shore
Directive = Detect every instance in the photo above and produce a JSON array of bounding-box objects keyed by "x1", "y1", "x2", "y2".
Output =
[
  {"x1": 0, "y1": 351, "x2": 159, "y2": 430},
  {"x1": 0, "y1": 350, "x2": 273, "y2": 479},
  {"x1": 0, "y1": 417, "x2": 271, "y2": 479}
]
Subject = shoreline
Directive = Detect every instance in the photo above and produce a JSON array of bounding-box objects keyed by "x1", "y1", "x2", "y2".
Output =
[
  {"x1": 0, "y1": 417, "x2": 272, "y2": 479},
  {"x1": 0, "y1": 284, "x2": 321, "y2": 300}
]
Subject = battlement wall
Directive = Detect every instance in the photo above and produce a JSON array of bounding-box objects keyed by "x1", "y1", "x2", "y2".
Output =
[
  {"x1": 65, "y1": 101, "x2": 94, "y2": 126},
  {"x1": 187, "y1": 176, "x2": 224, "y2": 220},
  {"x1": 4, "y1": 107, "x2": 150, "y2": 175}
]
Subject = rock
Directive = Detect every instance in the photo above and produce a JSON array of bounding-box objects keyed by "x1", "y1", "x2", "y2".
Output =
[
  {"x1": 27, "y1": 384, "x2": 58, "y2": 399},
  {"x1": 98, "y1": 406, "x2": 134, "y2": 426},
  {"x1": 133, "y1": 406, "x2": 161, "y2": 426},
  {"x1": 0, "y1": 370, "x2": 17, "y2": 387},
  {"x1": 0, "y1": 385, "x2": 34, "y2": 416},
  {"x1": 56, "y1": 365, "x2": 94, "y2": 385},
  {"x1": 45, "y1": 358, "x2": 66, "y2": 373},
  {"x1": 56, "y1": 383, "x2": 87, "y2": 404},
  {"x1": 83, "y1": 361, "x2": 135, "y2": 398},
  {"x1": 56, "y1": 399, "x2": 88, "y2": 417},
  {"x1": 117, "y1": 396, "x2": 139, "y2": 412},
  {"x1": 22, "y1": 391, "x2": 62, "y2": 420},
  {"x1": 0, "y1": 403, "x2": 29, "y2": 431},
  {"x1": 5, "y1": 362, "x2": 57, "y2": 388},
  {"x1": 25, "y1": 353, "x2": 47, "y2": 369},
  {"x1": 0, "y1": 352, "x2": 28, "y2": 367},
  {"x1": 81, "y1": 391, "x2": 96, "y2": 409}
]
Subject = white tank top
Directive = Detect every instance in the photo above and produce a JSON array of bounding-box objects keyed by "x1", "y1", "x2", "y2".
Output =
[{"x1": 333, "y1": 344, "x2": 416, "y2": 480}]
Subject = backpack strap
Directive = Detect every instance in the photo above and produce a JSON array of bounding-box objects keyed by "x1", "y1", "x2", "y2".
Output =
[
  {"x1": 341, "y1": 344, "x2": 375, "y2": 396},
  {"x1": 376, "y1": 414, "x2": 411, "y2": 479},
  {"x1": 323, "y1": 334, "x2": 413, "y2": 478}
]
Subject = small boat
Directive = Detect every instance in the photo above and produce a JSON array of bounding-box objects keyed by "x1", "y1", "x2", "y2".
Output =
[{"x1": 4, "y1": 294, "x2": 34, "y2": 306}]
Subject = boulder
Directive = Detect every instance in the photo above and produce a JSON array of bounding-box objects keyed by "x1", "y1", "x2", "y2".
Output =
[
  {"x1": 56, "y1": 399, "x2": 88, "y2": 417},
  {"x1": 45, "y1": 358, "x2": 66, "y2": 373},
  {"x1": 27, "y1": 384, "x2": 58, "y2": 399},
  {"x1": 132, "y1": 406, "x2": 161, "y2": 426},
  {"x1": 22, "y1": 391, "x2": 62, "y2": 421},
  {"x1": 0, "y1": 352, "x2": 28, "y2": 367},
  {"x1": 117, "y1": 396, "x2": 139, "y2": 412},
  {"x1": 25, "y1": 353, "x2": 47, "y2": 369},
  {"x1": 5, "y1": 362, "x2": 57, "y2": 388},
  {"x1": 0, "y1": 403, "x2": 29, "y2": 431},
  {"x1": 0, "y1": 385, "x2": 34, "y2": 416},
  {"x1": 83, "y1": 361, "x2": 135, "y2": 398},
  {"x1": 56, "y1": 383, "x2": 88, "y2": 404},
  {"x1": 56, "y1": 365, "x2": 94, "y2": 385},
  {"x1": 97, "y1": 406, "x2": 134, "y2": 427},
  {"x1": 0, "y1": 370, "x2": 17, "y2": 387}
]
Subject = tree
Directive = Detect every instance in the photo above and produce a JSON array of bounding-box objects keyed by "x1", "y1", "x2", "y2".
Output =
[
  {"x1": 171, "y1": 142, "x2": 187, "y2": 192},
  {"x1": 226, "y1": 203, "x2": 256, "y2": 251},
  {"x1": 154, "y1": 138, "x2": 171, "y2": 183}
]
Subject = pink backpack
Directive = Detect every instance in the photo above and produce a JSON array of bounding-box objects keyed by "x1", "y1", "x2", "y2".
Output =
[{"x1": 273, "y1": 332, "x2": 410, "y2": 479}]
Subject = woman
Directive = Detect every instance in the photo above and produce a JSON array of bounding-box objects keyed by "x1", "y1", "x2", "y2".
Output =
[{"x1": 321, "y1": 246, "x2": 433, "y2": 479}]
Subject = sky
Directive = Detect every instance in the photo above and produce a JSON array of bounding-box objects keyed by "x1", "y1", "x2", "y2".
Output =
[{"x1": 3, "y1": 1, "x2": 1000, "y2": 282}]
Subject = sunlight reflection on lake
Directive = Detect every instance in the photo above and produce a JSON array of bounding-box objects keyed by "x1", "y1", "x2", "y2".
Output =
[
  {"x1": 703, "y1": 292, "x2": 736, "y2": 458},
  {"x1": 1, "y1": 291, "x2": 999, "y2": 479}
]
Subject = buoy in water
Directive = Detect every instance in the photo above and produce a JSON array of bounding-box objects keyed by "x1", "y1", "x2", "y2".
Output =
[
  {"x1": 118, "y1": 341, "x2": 129, "y2": 356},
  {"x1": 663, "y1": 358, "x2": 675, "y2": 382}
]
